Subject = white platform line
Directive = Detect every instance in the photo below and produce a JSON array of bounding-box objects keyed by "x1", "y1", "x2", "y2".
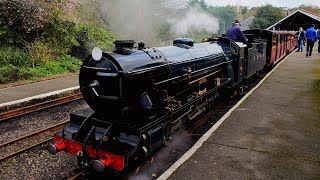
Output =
[
  {"x1": 157, "y1": 51, "x2": 295, "y2": 180},
  {"x1": 0, "y1": 86, "x2": 80, "y2": 108}
]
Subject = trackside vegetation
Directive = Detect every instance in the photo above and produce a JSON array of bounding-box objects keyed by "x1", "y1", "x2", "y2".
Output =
[{"x1": 0, "y1": 0, "x2": 115, "y2": 84}]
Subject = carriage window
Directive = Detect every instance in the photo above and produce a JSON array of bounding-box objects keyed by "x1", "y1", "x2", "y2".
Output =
[{"x1": 272, "y1": 35, "x2": 277, "y2": 46}]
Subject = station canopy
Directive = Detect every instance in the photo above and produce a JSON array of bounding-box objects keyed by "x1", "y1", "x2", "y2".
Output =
[{"x1": 267, "y1": 10, "x2": 320, "y2": 31}]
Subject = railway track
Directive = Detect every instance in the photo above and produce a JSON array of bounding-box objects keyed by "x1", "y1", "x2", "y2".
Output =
[
  {"x1": 0, "y1": 93, "x2": 83, "y2": 162},
  {"x1": 68, "y1": 171, "x2": 84, "y2": 180},
  {"x1": 0, "y1": 120, "x2": 69, "y2": 162},
  {"x1": 0, "y1": 92, "x2": 83, "y2": 122}
]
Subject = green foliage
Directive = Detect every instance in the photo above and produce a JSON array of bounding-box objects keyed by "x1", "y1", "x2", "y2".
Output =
[
  {"x1": 0, "y1": 64, "x2": 34, "y2": 84},
  {"x1": 43, "y1": 11, "x2": 79, "y2": 55},
  {"x1": 26, "y1": 40, "x2": 54, "y2": 67},
  {"x1": 0, "y1": 47, "x2": 31, "y2": 67},
  {"x1": 208, "y1": 6, "x2": 237, "y2": 35},
  {"x1": 251, "y1": 5, "x2": 285, "y2": 29},
  {"x1": 188, "y1": 0, "x2": 208, "y2": 10},
  {"x1": 33, "y1": 55, "x2": 81, "y2": 76},
  {"x1": 0, "y1": 55, "x2": 81, "y2": 84},
  {"x1": 156, "y1": 22, "x2": 174, "y2": 41},
  {"x1": 242, "y1": 6, "x2": 249, "y2": 15},
  {"x1": 81, "y1": 25, "x2": 115, "y2": 51},
  {"x1": 0, "y1": 0, "x2": 50, "y2": 46},
  {"x1": 74, "y1": 24, "x2": 115, "y2": 57},
  {"x1": 0, "y1": 1, "x2": 122, "y2": 84}
]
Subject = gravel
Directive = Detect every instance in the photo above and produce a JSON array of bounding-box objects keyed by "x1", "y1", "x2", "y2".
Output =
[
  {"x1": 0, "y1": 99, "x2": 88, "y2": 180},
  {"x1": 0, "y1": 100, "x2": 88, "y2": 144},
  {"x1": 0, "y1": 144, "x2": 77, "y2": 180}
]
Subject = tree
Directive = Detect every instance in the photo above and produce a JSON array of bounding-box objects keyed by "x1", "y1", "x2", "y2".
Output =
[
  {"x1": 208, "y1": 5, "x2": 237, "y2": 35},
  {"x1": 242, "y1": 6, "x2": 249, "y2": 15},
  {"x1": 250, "y1": 5, "x2": 285, "y2": 29},
  {"x1": 0, "y1": 0, "x2": 51, "y2": 46},
  {"x1": 156, "y1": 22, "x2": 174, "y2": 42},
  {"x1": 188, "y1": 0, "x2": 208, "y2": 10}
]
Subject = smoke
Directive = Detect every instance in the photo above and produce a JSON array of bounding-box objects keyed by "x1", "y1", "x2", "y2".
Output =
[
  {"x1": 98, "y1": 0, "x2": 155, "y2": 43},
  {"x1": 97, "y1": 1, "x2": 219, "y2": 45},
  {"x1": 169, "y1": 7, "x2": 220, "y2": 36},
  {"x1": 128, "y1": 131, "x2": 192, "y2": 180}
]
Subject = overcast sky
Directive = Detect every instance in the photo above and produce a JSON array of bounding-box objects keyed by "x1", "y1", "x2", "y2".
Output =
[{"x1": 205, "y1": 0, "x2": 320, "y2": 8}]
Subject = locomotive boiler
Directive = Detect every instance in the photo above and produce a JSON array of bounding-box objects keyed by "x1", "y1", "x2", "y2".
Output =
[{"x1": 47, "y1": 35, "x2": 268, "y2": 175}]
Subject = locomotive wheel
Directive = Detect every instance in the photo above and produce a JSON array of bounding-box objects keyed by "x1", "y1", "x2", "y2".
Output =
[
  {"x1": 239, "y1": 86, "x2": 244, "y2": 96},
  {"x1": 206, "y1": 99, "x2": 215, "y2": 111}
]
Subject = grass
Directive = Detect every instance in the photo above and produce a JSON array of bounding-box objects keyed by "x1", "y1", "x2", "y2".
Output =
[{"x1": 0, "y1": 54, "x2": 82, "y2": 84}]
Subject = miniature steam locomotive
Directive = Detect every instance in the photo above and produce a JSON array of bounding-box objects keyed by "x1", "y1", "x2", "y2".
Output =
[{"x1": 47, "y1": 29, "x2": 296, "y2": 176}]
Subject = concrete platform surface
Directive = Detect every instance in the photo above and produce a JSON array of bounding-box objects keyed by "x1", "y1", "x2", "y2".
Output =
[
  {"x1": 0, "y1": 76, "x2": 79, "y2": 104},
  {"x1": 167, "y1": 47, "x2": 320, "y2": 179}
]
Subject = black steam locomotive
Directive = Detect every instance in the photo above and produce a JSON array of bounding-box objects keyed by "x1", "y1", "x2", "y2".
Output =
[{"x1": 48, "y1": 33, "x2": 272, "y2": 175}]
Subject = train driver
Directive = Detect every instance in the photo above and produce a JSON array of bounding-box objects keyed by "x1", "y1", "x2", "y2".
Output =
[{"x1": 225, "y1": 20, "x2": 248, "y2": 43}]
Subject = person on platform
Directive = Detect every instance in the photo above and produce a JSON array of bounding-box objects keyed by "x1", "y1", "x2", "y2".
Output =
[
  {"x1": 318, "y1": 29, "x2": 320, "y2": 53},
  {"x1": 225, "y1": 20, "x2": 248, "y2": 43},
  {"x1": 305, "y1": 24, "x2": 318, "y2": 57},
  {"x1": 296, "y1": 27, "x2": 305, "y2": 52}
]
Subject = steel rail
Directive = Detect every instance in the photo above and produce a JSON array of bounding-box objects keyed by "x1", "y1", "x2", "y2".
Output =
[
  {"x1": 0, "y1": 120, "x2": 69, "y2": 162},
  {"x1": 68, "y1": 171, "x2": 84, "y2": 180},
  {"x1": 0, "y1": 121, "x2": 68, "y2": 147},
  {"x1": 0, "y1": 137, "x2": 53, "y2": 162},
  {"x1": 0, "y1": 93, "x2": 82, "y2": 122}
]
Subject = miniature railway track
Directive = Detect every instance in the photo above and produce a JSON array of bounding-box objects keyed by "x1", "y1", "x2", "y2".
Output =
[
  {"x1": 0, "y1": 121, "x2": 69, "y2": 162},
  {"x1": 187, "y1": 102, "x2": 225, "y2": 133},
  {"x1": 68, "y1": 171, "x2": 84, "y2": 180},
  {"x1": 0, "y1": 92, "x2": 83, "y2": 122}
]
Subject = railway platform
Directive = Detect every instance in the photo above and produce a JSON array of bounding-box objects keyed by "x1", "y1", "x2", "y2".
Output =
[
  {"x1": 160, "y1": 46, "x2": 320, "y2": 179},
  {"x1": 0, "y1": 75, "x2": 79, "y2": 105}
]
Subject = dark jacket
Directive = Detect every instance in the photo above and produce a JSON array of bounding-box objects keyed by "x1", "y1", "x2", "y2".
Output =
[
  {"x1": 226, "y1": 26, "x2": 248, "y2": 43},
  {"x1": 296, "y1": 31, "x2": 305, "y2": 40}
]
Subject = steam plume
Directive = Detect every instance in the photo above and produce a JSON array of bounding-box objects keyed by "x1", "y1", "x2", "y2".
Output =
[{"x1": 170, "y1": 7, "x2": 220, "y2": 36}]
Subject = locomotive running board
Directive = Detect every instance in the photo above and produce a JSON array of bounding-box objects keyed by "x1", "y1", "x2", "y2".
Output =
[
  {"x1": 139, "y1": 77, "x2": 232, "y2": 132},
  {"x1": 169, "y1": 77, "x2": 231, "y2": 131}
]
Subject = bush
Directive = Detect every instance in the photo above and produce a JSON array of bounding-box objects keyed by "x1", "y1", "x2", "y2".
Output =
[
  {"x1": 43, "y1": 11, "x2": 79, "y2": 56},
  {"x1": 58, "y1": 54, "x2": 83, "y2": 72},
  {"x1": 26, "y1": 40, "x2": 54, "y2": 68},
  {"x1": 0, "y1": 0, "x2": 50, "y2": 46},
  {"x1": 75, "y1": 24, "x2": 115, "y2": 57},
  {"x1": 0, "y1": 64, "x2": 34, "y2": 83},
  {"x1": 0, "y1": 54, "x2": 81, "y2": 84},
  {"x1": 33, "y1": 55, "x2": 81, "y2": 76},
  {"x1": 0, "y1": 47, "x2": 32, "y2": 67}
]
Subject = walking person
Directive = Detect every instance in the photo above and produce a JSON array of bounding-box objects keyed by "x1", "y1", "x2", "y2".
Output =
[
  {"x1": 305, "y1": 24, "x2": 318, "y2": 58},
  {"x1": 318, "y1": 29, "x2": 320, "y2": 53},
  {"x1": 296, "y1": 27, "x2": 305, "y2": 52}
]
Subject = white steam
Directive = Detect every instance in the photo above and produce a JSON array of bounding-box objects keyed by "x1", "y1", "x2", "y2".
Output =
[
  {"x1": 97, "y1": 1, "x2": 219, "y2": 44},
  {"x1": 170, "y1": 7, "x2": 220, "y2": 36},
  {"x1": 98, "y1": 0, "x2": 155, "y2": 43}
]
